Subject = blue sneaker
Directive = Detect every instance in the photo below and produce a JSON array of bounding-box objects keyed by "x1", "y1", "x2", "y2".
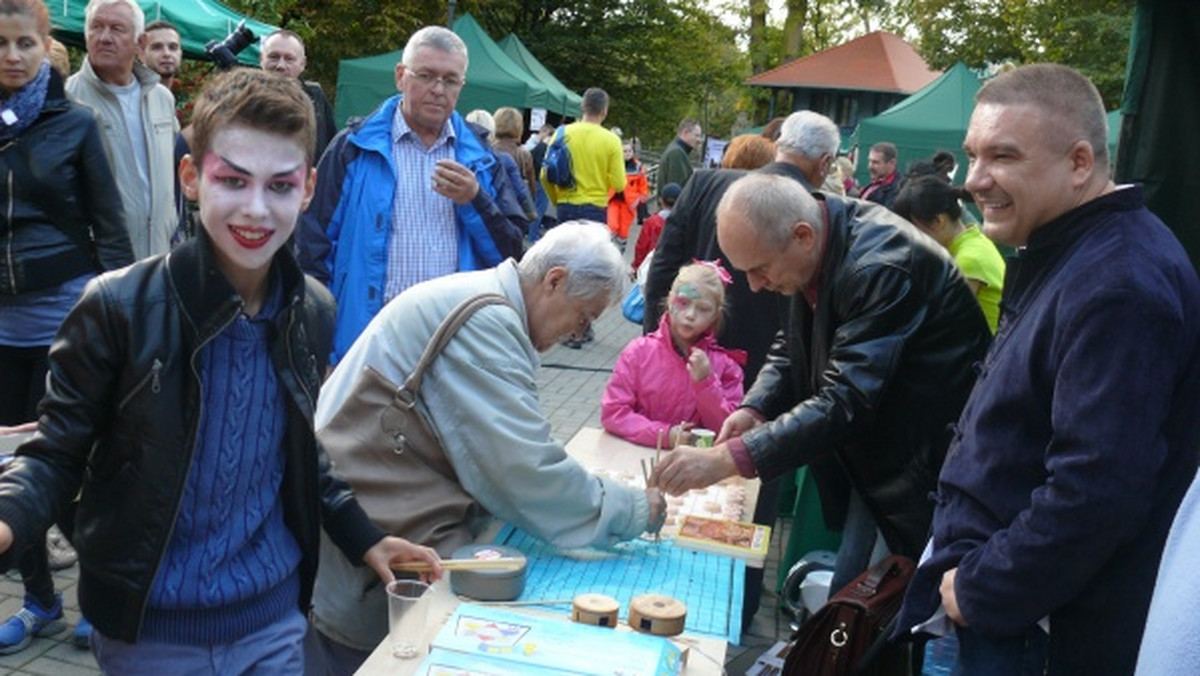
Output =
[
  {"x1": 71, "y1": 616, "x2": 91, "y2": 649},
  {"x1": 0, "y1": 594, "x2": 66, "y2": 654}
]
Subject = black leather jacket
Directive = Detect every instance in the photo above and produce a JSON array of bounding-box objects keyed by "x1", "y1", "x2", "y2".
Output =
[
  {"x1": 0, "y1": 232, "x2": 386, "y2": 642},
  {"x1": 0, "y1": 69, "x2": 131, "y2": 294},
  {"x1": 741, "y1": 195, "x2": 991, "y2": 558}
]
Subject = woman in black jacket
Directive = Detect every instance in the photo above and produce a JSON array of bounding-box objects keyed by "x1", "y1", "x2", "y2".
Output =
[{"x1": 0, "y1": 0, "x2": 131, "y2": 654}]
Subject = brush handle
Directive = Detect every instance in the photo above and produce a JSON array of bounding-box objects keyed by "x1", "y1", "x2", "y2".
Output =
[{"x1": 393, "y1": 557, "x2": 524, "y2": 573}]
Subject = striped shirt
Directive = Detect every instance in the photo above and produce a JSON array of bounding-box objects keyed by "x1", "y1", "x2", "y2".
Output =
[{"x1": 385, "y1": 108, "x2": 459, "y2": 302}]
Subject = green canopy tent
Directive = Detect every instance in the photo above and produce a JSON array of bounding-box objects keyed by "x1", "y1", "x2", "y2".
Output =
[
  {"x1": 50, "y1": 0, "x2": 277, "y2": 67},
  {"x1": 497, "y1": 33, "x2": 582, "y2": 115},
  {"x1": 334, "y1": 13, "x2": 562, "y2": 127},
  {"x1": 1115, "y1": 0, "x2": 1200, "y2": 270},
  {"x1": 853, "y1": 62, "x2": 982, "y2": 186}
]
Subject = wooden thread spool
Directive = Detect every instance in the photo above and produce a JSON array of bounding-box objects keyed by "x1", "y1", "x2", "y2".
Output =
[
  {"x1": 628, "y1": 594, "x2": 687, "y2": 636},
  {"x1": 571, "y1": 593, "x2": 620, "y2": 629}
]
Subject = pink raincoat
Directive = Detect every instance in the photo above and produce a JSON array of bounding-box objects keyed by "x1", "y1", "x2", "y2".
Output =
[{"x1": 601, "y1": 313, "x2": 746, "y2": 448}]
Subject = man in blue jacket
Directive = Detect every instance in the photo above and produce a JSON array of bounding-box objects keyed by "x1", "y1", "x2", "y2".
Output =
[
  {"x1": 296, "y1": 26, "x2": 527, "y2": 363},
  {"x1": 895, "y1": 63, "x2": 1200, "y2": 675}
]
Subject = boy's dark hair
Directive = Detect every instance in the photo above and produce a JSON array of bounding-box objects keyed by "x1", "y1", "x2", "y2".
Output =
[
  {"x1": 892, "y1": 174, "x2": 968, "y2": 224},
  {"x1": 190, "y1": 68, "x2": 317, "y2": 166},
  {"x1": 144, "y1": 19, "x2": 179, "y2": 34}
]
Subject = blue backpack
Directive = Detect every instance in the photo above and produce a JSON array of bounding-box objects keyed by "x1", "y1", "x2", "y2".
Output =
[{"x1": 543, "y1": 126, "x2": 574, "y2": 189}]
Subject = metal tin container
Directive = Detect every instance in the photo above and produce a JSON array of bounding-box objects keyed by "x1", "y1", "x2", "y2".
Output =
[{"x1": 449, "y1": 544, "x2": 527, "y2": 601}]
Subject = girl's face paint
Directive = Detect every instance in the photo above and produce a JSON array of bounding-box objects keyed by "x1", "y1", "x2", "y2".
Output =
[
  {"x1": 181, "y1": 125, "x2": 314, "y2": 292},
  {"x1": 668, "y1": 282, "x2": 719, "y2": 346}
]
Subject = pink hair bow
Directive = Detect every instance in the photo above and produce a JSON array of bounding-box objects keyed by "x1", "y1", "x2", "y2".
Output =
[{"x1": 692, "y1": 258, "x2": 733, "y2": 285}]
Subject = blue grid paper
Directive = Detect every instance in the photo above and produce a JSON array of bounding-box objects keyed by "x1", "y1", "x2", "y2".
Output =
[{"x1": 495, "y1": 524, "x2": 744, "y2": 644}]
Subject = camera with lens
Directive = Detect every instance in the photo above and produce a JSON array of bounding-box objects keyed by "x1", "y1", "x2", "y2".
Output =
[{"x1": 205, "y1": 20, "x2": 257, "y2": 70}]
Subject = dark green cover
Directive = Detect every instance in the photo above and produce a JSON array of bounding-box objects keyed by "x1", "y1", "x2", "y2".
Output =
[
  {"x1": 1115, "y1": 0, "x2": 1200, "y2": 270},
  {"x1": 50, "y1": 0, "x2": 277, "y2": 67},
  {"x1": 335, "y1": 13, "x2": 577, "y2": 127}
]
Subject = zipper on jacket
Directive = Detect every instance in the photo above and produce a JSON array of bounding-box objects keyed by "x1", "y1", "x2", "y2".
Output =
[
  {"x1": 284, "y1": 294, "x2": 317, "y2": 410},
  {"x1": 5, "y1": 171, "x2": 14, "y2": 291},
  {"x1": 117, "y1": 358, "x2": 162, "y2": 410},
  {"x1": 137, "y1": 305, "x2": 240, "y2": 635}
]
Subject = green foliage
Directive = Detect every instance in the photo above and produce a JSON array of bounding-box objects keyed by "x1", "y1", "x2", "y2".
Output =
[
  {"x1": 219, "y1": 0, "x2": 1133, "y2": 145},
  {"x1": 479, "y1": 0, "x2": 750, "y2": 147},
  {"x1": 907, "y1": 0, "x2": 1132, "y2": 108}
]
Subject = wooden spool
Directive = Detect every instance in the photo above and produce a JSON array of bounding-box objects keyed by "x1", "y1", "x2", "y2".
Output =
[
  {"x1": 628, "y1": 594, "x2": 687, "y2": 636},
  {"x1": 571, "y1": 593, "x2": 620, "y2": 629}
]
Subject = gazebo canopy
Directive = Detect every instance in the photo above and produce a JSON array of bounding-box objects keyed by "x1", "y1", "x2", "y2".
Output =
[{"x1": 746, "y1": 31, "x2": 940, "y2": 94}]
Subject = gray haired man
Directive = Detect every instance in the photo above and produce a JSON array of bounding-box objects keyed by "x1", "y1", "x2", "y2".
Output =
[{"x1": 305, "y1": 222, "x2": 665, "y2": 674}]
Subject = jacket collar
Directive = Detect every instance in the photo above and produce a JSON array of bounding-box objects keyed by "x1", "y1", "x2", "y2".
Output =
[
  {"x1": 166, "y1": 228, "x2": 307, "y2": 341},
  {"x1": 40, "y1": 68, "x2": 70, "y2": 114},
  {"x1": 76, "y1": 57, "x2": 162, "y2": 92},
  {"x1": 1021, "y1": 185, "x2": 1142, "y2": 259},
  {"x1": 761, "y1": 161, "x2": 816, "y2": 192},
  {"x1": 348, "y1": 94, "x2": 492, "y2": 166}
]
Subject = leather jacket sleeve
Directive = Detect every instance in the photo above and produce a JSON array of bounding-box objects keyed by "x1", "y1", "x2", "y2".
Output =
[
  {"x1": 79, "y1": 114, "x2": 133, "y2": 270},
  {"x1": 0, "y1": 277, "x2": 117, "y2": 567},
  {"x1": 741, "y1": 264, "x2": 929, "y2": 481}
]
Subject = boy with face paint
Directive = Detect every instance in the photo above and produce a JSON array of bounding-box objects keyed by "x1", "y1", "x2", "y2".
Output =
[
  {"x1": 0, "y1": 69, "x2": 441, "y2": 672},
  {"x1": 602, "y1": 261, "x2": 746, "y2": 449}
]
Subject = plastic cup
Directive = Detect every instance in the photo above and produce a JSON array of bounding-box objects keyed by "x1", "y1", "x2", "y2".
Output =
[
  {"x1": 387, "y1": 579, "x2": 431, "y2": 659},
  {"x1": 693, "y1": 428, "x2": 715, "y2": 447}
]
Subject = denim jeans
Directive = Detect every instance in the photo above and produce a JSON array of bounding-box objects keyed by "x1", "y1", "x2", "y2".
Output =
[
  {"x1": 953, "y1": 624, "x2": 1048, "y2": 676},
  {"x1": 828, "y1": 489, "x2": 887, "y2": 595},
  {"x1": 92, "y1": 609, "x2": 306, "y2": 675},
  {"x1": 556, "y1": 203, "x2": 607, "y2": 226}
]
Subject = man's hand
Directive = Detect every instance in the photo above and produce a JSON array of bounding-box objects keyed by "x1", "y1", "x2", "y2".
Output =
[
  {"x1": 650, "y1": 444, "x2": 738, "y2": 495},
  {"x1": 431, "y1": 159, "x2": 480, "y2": 205},
  {"x1": 716, "y1": 408, "x2": 760, "y2": 444},
  {"x1": 363, "y1": 536, "x2": 443, "y2": 585},
  {"x1": 686, "y1": 347, "x2": 711, "y2": 382},
  {"x1": 940, "y1": 567, "x2": 967, "y2": 626}
]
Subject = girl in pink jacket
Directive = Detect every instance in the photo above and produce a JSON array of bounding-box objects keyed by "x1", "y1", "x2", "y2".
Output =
[{"x1": 602, "y1": 261, "x2": 746, "y2": 448}]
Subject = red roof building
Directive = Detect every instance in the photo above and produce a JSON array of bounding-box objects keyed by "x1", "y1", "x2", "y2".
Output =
[{"x1": 747, "y1": 31, "x2": 941, "y2": 139}]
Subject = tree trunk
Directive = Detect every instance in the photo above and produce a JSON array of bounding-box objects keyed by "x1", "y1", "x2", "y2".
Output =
[
  {"x1": 749, "y1": 0, "x2": 769, "y2": 74},
  {"x1": 782, "y1": 0, "x2": 808, "y2": 62}
]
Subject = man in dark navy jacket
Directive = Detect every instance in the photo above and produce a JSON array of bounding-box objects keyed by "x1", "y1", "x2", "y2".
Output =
[{"x1": 894, "y1": 63, "x2": 1200, "y2": 675}]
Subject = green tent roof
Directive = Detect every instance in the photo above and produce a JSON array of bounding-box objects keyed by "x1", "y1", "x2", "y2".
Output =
[
  {"x1": 855, "y1": 64, "x2": 1121, "y2": 185},
  {"x1": 335, "y1": 14, "x2": 577, "y2": 127},
  {"x1": 497, "y1": 33, "x2": 582, "y2": 115},
  {"x1": 50, "y1": 0, "x2": 277, "y2": 67},
  {"x1": 854, "y1": 62, "x2": 981, "y2": 185}
]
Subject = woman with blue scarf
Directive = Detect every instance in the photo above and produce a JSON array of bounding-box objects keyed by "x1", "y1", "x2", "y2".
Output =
[{"x1": 0, "y1": 0, "x2": 131, "y2": 654}]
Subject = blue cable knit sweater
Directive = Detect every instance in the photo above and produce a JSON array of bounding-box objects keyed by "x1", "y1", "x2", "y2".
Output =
[{"x1": 143, "y1": 283, "x2": 302, "y2": 644}]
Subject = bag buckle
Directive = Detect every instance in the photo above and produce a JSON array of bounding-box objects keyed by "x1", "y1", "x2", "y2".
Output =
[{"x1": 830, "y1": 622, "x2": 849, "y2": 648}]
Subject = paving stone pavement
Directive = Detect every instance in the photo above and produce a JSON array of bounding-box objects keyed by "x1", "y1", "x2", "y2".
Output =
[{"x1": 0, "y1": 225, "x2": 794, "y2": 674}]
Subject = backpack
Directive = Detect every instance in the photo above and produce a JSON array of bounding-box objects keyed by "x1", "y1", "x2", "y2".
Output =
[
  {"x1": 543, "y1": 126, "x2": 575, "y2": 189},
  {"x1": 782, "y1": 554, "x2": 916, "y2": 676}
]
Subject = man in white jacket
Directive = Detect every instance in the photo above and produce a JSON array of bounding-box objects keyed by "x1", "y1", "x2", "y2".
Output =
[
  {"x1": 68, "y1": 0, "x2": 178, "y2": 259},
  {"x1": 305, "y1": 222, "x2": 666, "y2": 674}
]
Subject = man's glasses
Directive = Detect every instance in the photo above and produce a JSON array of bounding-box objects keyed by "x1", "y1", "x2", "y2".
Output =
[{"x1": 409, "y1": 71, "x2": 465, "y2": 91}]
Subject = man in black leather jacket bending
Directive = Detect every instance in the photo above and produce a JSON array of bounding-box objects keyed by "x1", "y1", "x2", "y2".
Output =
[{"x1": 652, "y1": 173, "x2": 991, "y2": 593}]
